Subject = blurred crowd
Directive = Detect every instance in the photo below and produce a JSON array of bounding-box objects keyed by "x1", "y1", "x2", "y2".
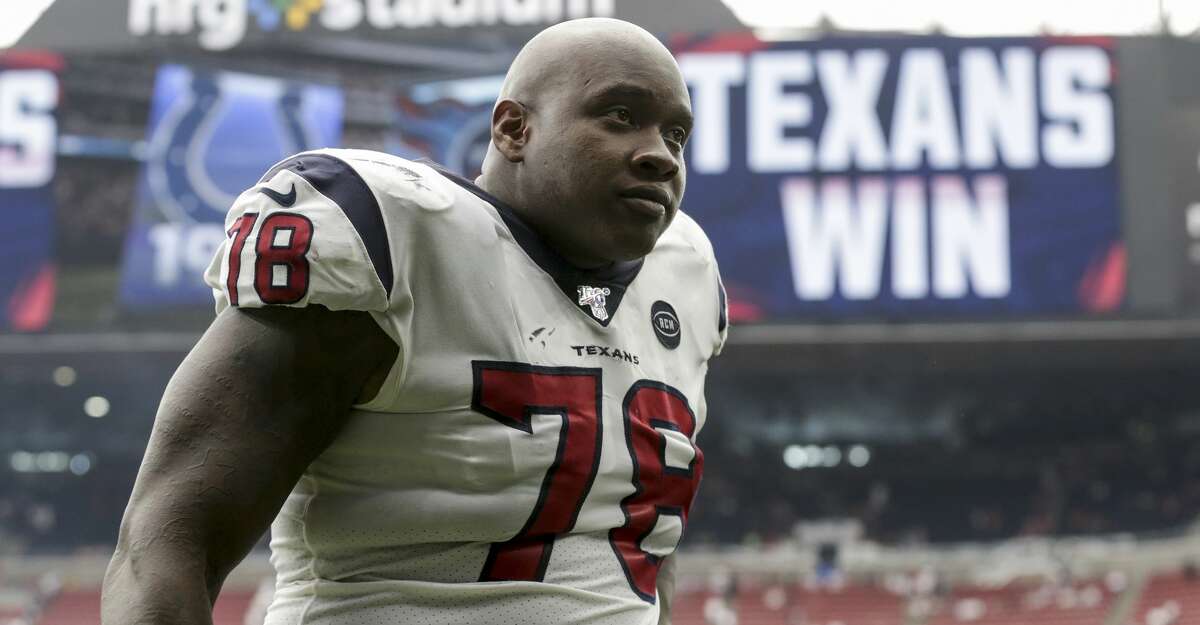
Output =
[
  {"x1": 2, "y1": 357, "x2": 1200, "y2": 554},
  {"x1": 687, "y1": 368, "x2": 1200, "y2": 547}
]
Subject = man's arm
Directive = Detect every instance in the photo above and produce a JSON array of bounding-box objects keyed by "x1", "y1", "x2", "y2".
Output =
[
  {"x1": 101, "y1": 305, "x2": 397, "y2": 625},
  {"x1": 657, "y1": 554, "x2": 677, "y2": 625}
]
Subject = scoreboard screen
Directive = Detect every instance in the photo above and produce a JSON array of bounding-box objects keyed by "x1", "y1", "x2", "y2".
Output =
[
  {"x1": 0, "y1": 55, "x2": 59, "y2": 332},
  {"x1": 674, "y1": 35, "x2": 1124, "y2": 321}
]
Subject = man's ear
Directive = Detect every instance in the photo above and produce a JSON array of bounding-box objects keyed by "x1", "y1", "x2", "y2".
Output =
[{"x1": 491, "y1": 99, "x2": 529, "y2": 163}]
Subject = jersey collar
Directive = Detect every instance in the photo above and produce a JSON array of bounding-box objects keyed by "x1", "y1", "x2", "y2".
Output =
[{"x1": 427, "y1": 162, "x2": 643, "y2": 327}]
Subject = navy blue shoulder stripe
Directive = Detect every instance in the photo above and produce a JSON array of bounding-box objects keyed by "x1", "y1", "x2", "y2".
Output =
[
  {"x1": 260, "y1": 154, "x2": 393, "y2": 298},
  {"x1": 717, "y1": 277, "x2": 728, "y2": 333}
]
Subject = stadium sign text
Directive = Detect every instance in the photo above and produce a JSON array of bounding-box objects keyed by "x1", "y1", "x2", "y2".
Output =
[
  {"x1": 0, "y1": 61, "x2": 59, "y2": 332},
  {"x1": 128, "y1": 0, "x2": 616, "y2": 51},
  {"x1": 0, "y1": 70, "x2": 58, "y2": 188},
  {"x1": 678, "y1": 42, "x2": 1117, "y2": 307}
]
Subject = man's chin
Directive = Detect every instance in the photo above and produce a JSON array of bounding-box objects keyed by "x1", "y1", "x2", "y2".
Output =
[
  {"x1": 608, "y1": 230, "x2": 663, "y2": 263},
  {"x1": 571, "y1": 222, "x2": 668, "y2": 265}
]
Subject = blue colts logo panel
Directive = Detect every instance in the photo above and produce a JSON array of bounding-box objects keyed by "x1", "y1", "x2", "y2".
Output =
[{"x1": 118, "y1": 64, "x2": 342, "y2": 309}]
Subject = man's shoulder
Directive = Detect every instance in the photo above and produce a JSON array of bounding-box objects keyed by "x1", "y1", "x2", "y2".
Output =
[
  {"x1": 208, "y1": 150, "x2": 497, "y2": 314},
  {"x1": 648, "y1": 211, "x2": 727, "y2": 357},
  {"x1": 270, "y1": 148, "x2": 468, "y2": 216},
  {"x1": 654, "y1": 210, "x2": 718, "y2": 266},
  {"x1": 281, "y1": 148, "x2": 426, "y2": 178}
]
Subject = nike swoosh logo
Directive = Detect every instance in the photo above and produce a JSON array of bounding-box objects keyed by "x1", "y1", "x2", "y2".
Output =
[{"x1": 259, "y1": 183, "x2": 297, "y2": 207}]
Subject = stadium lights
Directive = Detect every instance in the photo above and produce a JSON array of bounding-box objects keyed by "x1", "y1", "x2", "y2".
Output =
[
  {"x1": 9, "y1": 451, "x2": 91, "y2": 475},
  {"x1": 83, "y1": 395, "x2": 110, "y2": 418},
  {"x1": 849, "y1": 445, "x2": 871, "y2": 467},
  {"x1": 10, "y1": 451, "x2": 34, "y2": 472},
  {"x1": 783, "y1": 445, "x2": 868, "y2": 469},
  {"x1": 720, "y1": 0, "x2": 1194, "y2": 36},
  {"x1": 783, "y1": 444, "x2": 809, "y2": 470},
  {"x1": 35, "y1": 451, "x2": 69, "y2": 472},
  {"x1": 782, "y1": 445, "x2": 826, "y2": 470},
  {"x1": 52, "y1": 365, "x2": 76, "y2": 387},
  {"x1": 68, "y1": 453, "x2": 92, "y2": 476}
]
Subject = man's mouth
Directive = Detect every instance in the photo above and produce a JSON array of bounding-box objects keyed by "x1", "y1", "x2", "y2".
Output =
[{"x1": 618, "y1": 187, "x2": 672, "y2": 218}]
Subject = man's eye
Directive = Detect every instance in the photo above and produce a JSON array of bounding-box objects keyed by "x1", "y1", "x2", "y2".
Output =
[
  {"x1": 666, "y1": 128, "x2": 688, "y2": 146},
  {"x1": 607, "y1": 108, "x2": 633, "y2": 124}
]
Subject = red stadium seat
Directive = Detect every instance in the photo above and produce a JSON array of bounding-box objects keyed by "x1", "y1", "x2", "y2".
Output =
[
  {"x1": 1133, "y1": 572, "x2": 1200, "y2": 625},
  {"x1": 927, "y1": 581, "x2": 1113, "y2": 625},
  {"x1": 35, "y1": 591, "x2": 97, "y2": 625},
  {"x1": 35, "y1": 589, "x2": 256, "y2": 625},
  {"x1": 674, "y1": 580, "x2": 904, "y2": 625}
]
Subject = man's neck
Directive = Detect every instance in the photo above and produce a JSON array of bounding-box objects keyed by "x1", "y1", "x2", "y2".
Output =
[{"x1": 475, "y1": 173, "x2": 611, "y2": 270}]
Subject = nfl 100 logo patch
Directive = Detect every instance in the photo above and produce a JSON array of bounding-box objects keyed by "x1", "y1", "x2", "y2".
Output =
[{"x1": 577, "y1": 286, "x2": 611, "y2": 322}]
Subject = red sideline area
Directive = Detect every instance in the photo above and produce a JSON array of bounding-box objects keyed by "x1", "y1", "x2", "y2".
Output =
[
  {"x1": 11, "y1": 571, "x2": 1200, "y2": 624},
  {"x1": 674, "y1": 581, "x2": 904, "y2": 625},
  {"x1": 927, "y1": 582, "x2": 1113, "y2": 625},
  {"x1": 33, "y1": 590, "x2": 255, "y2": 625},
  {"x1": 1133, "y1": 572, "x2": 1200, "y2": 625}
]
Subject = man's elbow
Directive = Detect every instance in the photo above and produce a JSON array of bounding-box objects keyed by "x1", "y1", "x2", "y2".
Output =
[
  {"x1": 101, "y1": 509, "x2": 215, "y2": 623},
  {"x1": 103, "y1": 504, "x2": 209, "y2": 596}
]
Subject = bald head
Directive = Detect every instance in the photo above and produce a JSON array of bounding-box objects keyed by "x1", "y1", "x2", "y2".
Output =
[
  {"x1": 499, "y1": 18, "x2": 682, "y2": 108},
  {"x1": 479, "y1": 18, "x2": 693, "y2": 268}
]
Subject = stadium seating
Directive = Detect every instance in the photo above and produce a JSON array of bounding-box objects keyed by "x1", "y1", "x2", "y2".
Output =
[
  {"x1": 671, "y1": 578, "x2": 1126, "y2": 625},
  {"x1": 926, "y1": 581, "x2": 1112, "y2": 625},
  {"x1": 31, "y1": 591, "x2": 96, "y2": 625},
  {"x1": 1133, "y1": 572, "x2": 1200, "y2": 625},
  {"x1": 5, "y1": 571, "x2": 1196, "y2": 625},
  {"x1": 34, "y1": 589, "x2": 256, "y2": 625},
  {"x1": 674, "y1": 581, "x2": 905, "y2": 625},
  {"x1": 0, "y1": 606, "x2": 27, "y2": 624},
  {"x1": 0, "y1": 586, "x2": 32, "y2": 624}
]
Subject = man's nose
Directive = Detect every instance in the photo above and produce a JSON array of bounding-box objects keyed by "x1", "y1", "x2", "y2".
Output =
[{"x1": 631, "y1": 135, "x2": 679, "y2": 181}]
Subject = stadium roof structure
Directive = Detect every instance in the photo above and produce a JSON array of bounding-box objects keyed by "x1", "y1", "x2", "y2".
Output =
[{"x1": 14, "y1": 0, "x2": 745, "y2": 72}]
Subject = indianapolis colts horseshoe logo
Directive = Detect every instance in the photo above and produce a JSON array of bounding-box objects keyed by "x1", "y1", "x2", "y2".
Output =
[
  {"x1": 651, "y1": 301, "x2": 681, "y2": 349},
  {"x1": 146, "y1": 67, "x2": 314, "y2": 224}
]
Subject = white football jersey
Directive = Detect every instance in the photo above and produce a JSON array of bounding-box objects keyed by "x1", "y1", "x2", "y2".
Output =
[{"x1": 203, "y1": 149, "x2": 728, "y2": 625}]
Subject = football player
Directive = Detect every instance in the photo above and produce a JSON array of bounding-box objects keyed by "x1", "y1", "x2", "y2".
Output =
[{"x1": 102, "y1": 17, "x2": 727, "y2": 625}]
